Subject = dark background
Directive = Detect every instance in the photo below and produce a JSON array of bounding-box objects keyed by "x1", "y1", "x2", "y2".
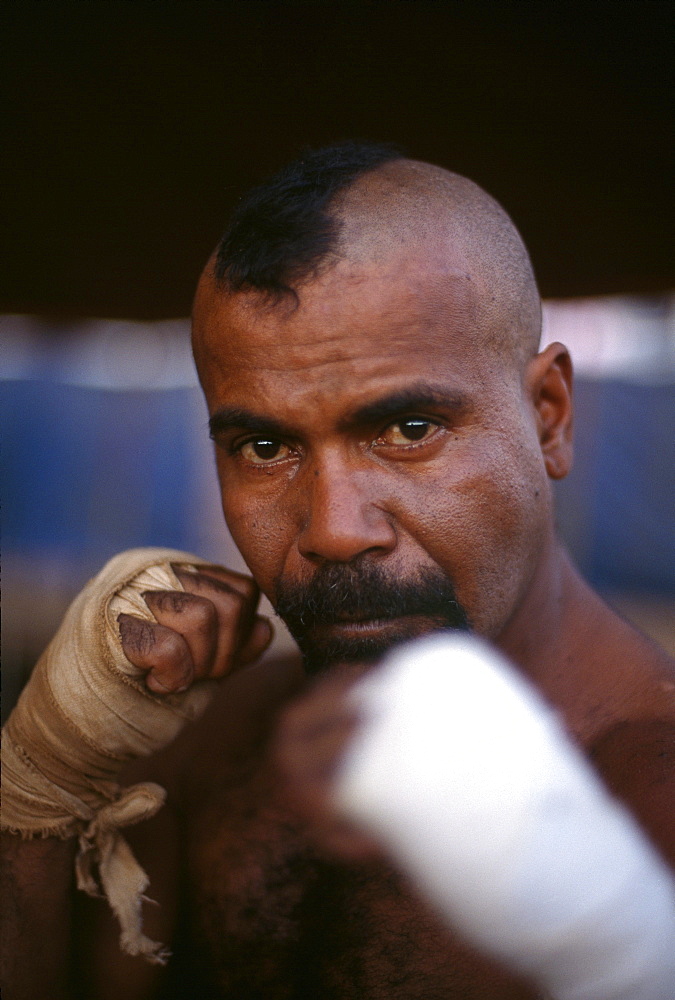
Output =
[{"x1": 2, "y1": 0, "x2": 673, "y2": 320}]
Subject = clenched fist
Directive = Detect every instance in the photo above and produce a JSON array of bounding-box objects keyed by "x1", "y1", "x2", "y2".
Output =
[
  {"x1": 118, "y1": 563, "x2": 273, "y2": 694},
  {"x1": 1, "y1": 548, "x2": 276, "y2": 961}
]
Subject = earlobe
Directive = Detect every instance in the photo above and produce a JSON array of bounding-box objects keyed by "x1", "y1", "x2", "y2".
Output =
[{"x1": 527, "y1": 342, "x2": 574, "y2": 480}]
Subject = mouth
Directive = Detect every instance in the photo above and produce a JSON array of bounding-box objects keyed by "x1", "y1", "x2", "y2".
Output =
[
  {"x1": 274, "y1": 563, "x2": 470, "y2": 675},
  {"x1": 311, "y1": 614, "x2": 442, "y2": 642}
]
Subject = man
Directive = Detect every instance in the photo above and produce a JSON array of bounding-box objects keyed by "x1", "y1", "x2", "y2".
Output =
[{"x1": 2, "y1": 142, "x2": 674, "y2": 999}]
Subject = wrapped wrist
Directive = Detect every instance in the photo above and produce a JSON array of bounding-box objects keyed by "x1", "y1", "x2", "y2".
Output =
[{"x1": 1, "y1": 547, "x2": 217, "y2": 962}]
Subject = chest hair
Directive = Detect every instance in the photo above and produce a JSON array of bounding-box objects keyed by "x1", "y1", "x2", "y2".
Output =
[{"x1": 177, "y1": 764, "x2": 538, "y2": 1000}]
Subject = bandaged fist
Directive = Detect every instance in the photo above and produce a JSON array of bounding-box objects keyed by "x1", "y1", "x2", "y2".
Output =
[
  {"x1": 1, "y1": 547, "x2": 273, "y2": 959},
  {"x1": 118, "y1": 564, "x2": 273, "y2": 694}
]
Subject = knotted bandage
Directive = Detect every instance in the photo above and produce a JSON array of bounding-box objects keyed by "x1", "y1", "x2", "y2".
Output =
[{"x1": 1, "y1": 548, "x2": 219, "y2": 963}]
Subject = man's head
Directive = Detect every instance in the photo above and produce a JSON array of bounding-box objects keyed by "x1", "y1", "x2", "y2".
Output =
[{"x1": 193, "y1": 142, "x2": 573, "y2": 672}]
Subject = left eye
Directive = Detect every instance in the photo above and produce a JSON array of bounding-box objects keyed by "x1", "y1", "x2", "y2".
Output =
[
  {"x1": 378, "y1": 418, "x2": 438, "y2": 446},
  {"x1": 239, "y1": 439, "x2": 291, "y2": 464}
]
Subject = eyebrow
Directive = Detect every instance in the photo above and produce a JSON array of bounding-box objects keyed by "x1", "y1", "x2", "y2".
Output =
[
  {"x1": 208, "y1": 383, "x2": 470, "y2": 440},
  {"x1": 340, "y1": 384, "x2": 470, "y2": 430},
  {"x1": 209, "y1": 408, "x2": 288, "y2": 439}
]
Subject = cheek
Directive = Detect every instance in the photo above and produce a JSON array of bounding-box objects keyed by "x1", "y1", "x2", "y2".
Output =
[
  {"x1": 391, "y1": 437, "x2": 549, "y2": 634},
  {"x1": 216, "y1": 465, "x2": 294, "y2": 599}
]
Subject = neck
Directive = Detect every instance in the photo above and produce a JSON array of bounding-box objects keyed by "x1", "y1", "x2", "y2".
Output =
[
  {"x1": 495, "y1": 540, "x2": 602, "y2": 737},
  {"x1": 495, "y1": 538, "x2": 673, "y2": 744},
  {"x1": 496, "y1": 537, "x2": 569, "y2": 677}
]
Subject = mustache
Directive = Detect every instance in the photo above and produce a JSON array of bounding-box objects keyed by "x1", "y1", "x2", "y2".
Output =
[
  {"x1": 276, "y1": 561, "x2": 468, "y2": 627},
  {"x1": 274, "y1": 559, "x2": 469, "y2": 673}
]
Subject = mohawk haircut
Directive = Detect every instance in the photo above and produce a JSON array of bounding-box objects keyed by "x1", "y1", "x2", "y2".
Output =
[{"x1": 214, "y1": 140, "x2": 403, "y2": 301}]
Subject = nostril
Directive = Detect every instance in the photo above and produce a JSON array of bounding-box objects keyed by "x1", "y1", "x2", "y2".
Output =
[
  {"x1": 298, "y1": 509, "x2": 397, "y2": 564},
  {"x1": 297, "y1": 461, "x2": 397, "y2": 564}
]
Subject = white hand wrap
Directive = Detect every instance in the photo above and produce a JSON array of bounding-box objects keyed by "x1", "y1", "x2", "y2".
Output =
[
  {"x1": 1, "y1": 547, "x2": 218, "y2": 963},
  {"x1": 335, "y1": 634, "x2": 675, "y2": 1000}
]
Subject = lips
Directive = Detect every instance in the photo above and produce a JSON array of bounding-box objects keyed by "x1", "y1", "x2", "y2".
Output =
[
  {"x1": 331, "y1": 611, "x2": 392, "y2": 625},
  {"x1": 312, "y1": 613, "x2": 442, "y2": 640},
  {"x1": 318, "y1": 618, "x2": 395, "y2": 635}
]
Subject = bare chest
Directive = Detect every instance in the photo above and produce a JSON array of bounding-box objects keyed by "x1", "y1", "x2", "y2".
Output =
[{"x1": 180, "y1": 766, "x2": 537, "y2": 1000}]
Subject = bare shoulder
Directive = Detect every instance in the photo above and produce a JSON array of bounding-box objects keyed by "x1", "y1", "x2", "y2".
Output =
[
  {"x1": 590, "y1": 714, "x2": 675, "y2": 867},
  {"x1": 598, "y1": 611, "x2": 675, "y2": 722},
  {"x1": 585, "y1": 613, "x2": 675, "y2": 867},
  {"x1": 562, "y1": 574, "x2": 675, "y2": 737},
  {"x1": 546, "y1": 570, "x2": 675, "y2": 866}
]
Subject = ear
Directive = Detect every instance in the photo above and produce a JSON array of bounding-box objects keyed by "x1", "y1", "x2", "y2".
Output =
[{"x1": 526, "y1": 342, "x2": 573, "y2": 480}]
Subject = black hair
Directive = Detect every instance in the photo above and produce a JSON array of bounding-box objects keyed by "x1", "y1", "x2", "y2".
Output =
[{"x1": 214, "y1": 140, "x2": 403, "y2": 301}]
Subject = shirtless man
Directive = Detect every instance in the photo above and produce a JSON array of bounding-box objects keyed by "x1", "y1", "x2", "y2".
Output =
[{"x1": 2, "y1": 142, "x2": 674, "y2": 1000}]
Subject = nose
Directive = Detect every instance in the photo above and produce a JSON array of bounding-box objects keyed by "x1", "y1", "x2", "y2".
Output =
[{"x1": 297, "y1": 457, "x2": 397, "y2": 565}]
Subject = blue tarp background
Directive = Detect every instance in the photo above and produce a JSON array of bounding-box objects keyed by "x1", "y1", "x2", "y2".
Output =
[{"x1": 3, "y1": 374, "x2": 673, "y2": 594}]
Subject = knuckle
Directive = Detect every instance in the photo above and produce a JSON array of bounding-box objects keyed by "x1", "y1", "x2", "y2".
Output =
[
  {"x1": 198, "y1": 566, "x2": 257, "y2": 603},
  {"x1": 144, "y1": 589, "x2": 193, "y2": 615},
  {"x1": 171, "y1": 563, "x2": 197, "y2": 579},
  {"x1": 154, "y1": 628, "x2": 188, "y2": 663},
  {"x1": 118, "y1": 614, "x2": 157, "y2": 658},
  {"x1": 186, "y1": 597, "x2": 217, "y2": 634},
  {"x1": 229, "y1": 574, "x2": 258, "y2": 602},
  {"x1": 199, "y1": 585, "x2": 243, "y2": 624},
  {"x1": 215, "y1": 590, "x2": 243, "y2": 619}
]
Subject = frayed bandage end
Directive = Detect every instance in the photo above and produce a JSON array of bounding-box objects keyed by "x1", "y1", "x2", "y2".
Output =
[{"x1": 1, "y1": 547, "x2": 218, "y2": 963}]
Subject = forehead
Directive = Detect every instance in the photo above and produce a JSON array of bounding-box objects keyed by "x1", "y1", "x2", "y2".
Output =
[{"x1": 193, "y1": 250, "x2": 507, "y2": 415}]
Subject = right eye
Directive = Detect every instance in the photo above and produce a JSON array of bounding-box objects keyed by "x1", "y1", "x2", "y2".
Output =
[{"x1": 239, "y1": 438, "x2": 291, "y2": 464}]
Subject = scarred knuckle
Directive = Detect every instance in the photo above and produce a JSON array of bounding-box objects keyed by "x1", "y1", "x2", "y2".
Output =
[
  {"x1": 169, "y1": 591, "x2": 195, "y2": 615},
  {"x1": 118, "y1": 615, "x2": 157, "y2": 657},
  {"x1": 146, "y1": 590, "x2": 194, "y2": 615}
]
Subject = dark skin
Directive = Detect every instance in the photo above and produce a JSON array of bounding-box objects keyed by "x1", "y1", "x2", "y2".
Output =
[
  {"x1": 86, "y1": 241, "x2": 675, "y2": 998},
  {"x1": 3, "y1": 167, "x2": 675, "y2": 999}
]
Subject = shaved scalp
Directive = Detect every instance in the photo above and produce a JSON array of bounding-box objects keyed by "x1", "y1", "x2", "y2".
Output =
[
  {"x1": 331, "y1": 159, "x2": 542, "y2": 367},
  {"x1": 208, "y1": 141, "x2": 541, "y2": 370}
]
